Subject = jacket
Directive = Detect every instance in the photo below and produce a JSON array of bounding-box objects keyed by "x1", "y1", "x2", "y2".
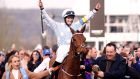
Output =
[{"x1": 95, "y1": 53, "x2": 126, "y2": 79}]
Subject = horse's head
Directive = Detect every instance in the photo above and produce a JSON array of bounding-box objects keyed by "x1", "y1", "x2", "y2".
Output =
[{"x1": 69, "y1": 26, "x2": 87, "y2": 55}]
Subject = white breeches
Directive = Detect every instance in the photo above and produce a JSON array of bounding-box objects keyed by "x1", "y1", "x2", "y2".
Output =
[{"x1": 55, "y1": 45, "x2": 70, "y2": 63}]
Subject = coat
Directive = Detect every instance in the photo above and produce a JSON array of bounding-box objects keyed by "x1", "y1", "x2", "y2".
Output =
[{"x1": 95, "y1": 53, "x2": 126, "y2": 79}]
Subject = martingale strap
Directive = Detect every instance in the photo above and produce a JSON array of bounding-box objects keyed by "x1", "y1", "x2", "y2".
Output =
[{"x1": 61, "y1": 67, "x2": 81, "y2": 77}]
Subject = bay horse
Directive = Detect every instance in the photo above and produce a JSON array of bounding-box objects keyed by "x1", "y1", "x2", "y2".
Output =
[{"x1": 57, "y1": 26, "x2": 87, "y2": 79}]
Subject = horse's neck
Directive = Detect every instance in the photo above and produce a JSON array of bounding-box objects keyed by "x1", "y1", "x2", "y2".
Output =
[
  {"x1": 62, "y1": 47, "x2": 81, "y2": 74},
  {"x1": 64, "y1": 51, "x2": 80, "y2": 67}
]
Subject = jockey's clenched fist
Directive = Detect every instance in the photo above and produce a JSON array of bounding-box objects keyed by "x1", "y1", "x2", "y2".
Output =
[{"x1": 39, "y1": 0, "x2": 44, "y2": 10}]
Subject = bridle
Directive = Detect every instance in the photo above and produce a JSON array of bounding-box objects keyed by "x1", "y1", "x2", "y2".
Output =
[{"x1": 71, "y1": 33, "x2": 86, "y2": 48}]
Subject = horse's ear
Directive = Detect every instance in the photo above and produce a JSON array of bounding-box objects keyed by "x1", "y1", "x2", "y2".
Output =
[
  {"x1": 69, "y1": 27, "x2": 75, "y2": 34},
  {"x1": 80, "y1": 24, "x2": 86, "y2": 33}
]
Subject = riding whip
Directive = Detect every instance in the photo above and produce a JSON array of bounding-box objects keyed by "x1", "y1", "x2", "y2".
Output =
[{"x1": 39, "y1": 0, "x2": 44, "y2": 33}]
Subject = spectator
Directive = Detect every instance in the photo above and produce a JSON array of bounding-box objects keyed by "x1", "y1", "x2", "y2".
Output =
[
  {"x1": 132, "y1": 47, "x2": 140, "y2": 73},
  {"x1": 34, "y1": 46, "x2": 51, "y2": 73},
  {"x1": 80, "y1": 47, "x2": 97, "y2": 79},
  {"x1": 0, "y1": 51, "x2": 6, "y2": 79},
  {"x1": 34, "y1": 44, "x2": 43, "y2": 57},
  {"x1": 28, "y1": 50, "x2": 42, "y2": 72},
  {"x1": 18, "y1": 49, "x2": 26, "y2": 60},
  {"x1": 120, "y1": 46, "x2": 140, "y2": 79},
  {"x1": 2, "y1": 55, "x2": 51, "y2": 79},
  {"x1": 49, "y1": 44, "x2": 58, "y2": 79},
  {"x1": 21, "y1": 52, "x2": 30, "y2": 69},
  {"x1": 94, "y1": 43, "x2": 126, "y2": 79}
]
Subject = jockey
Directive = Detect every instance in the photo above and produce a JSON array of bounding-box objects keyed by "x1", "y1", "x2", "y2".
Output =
[{"x1": 38, "y1": 0, "x2": 101, "y2": 70}]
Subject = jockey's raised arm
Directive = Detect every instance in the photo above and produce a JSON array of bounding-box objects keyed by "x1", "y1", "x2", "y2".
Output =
[{"x1": 72, "y1": 3, "x2": 101, "y2": 31}]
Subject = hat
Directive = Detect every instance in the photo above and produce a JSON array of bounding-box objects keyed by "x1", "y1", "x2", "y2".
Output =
[{"x1": 43, "y1": 49, "x2": 51, "y2": 56}]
